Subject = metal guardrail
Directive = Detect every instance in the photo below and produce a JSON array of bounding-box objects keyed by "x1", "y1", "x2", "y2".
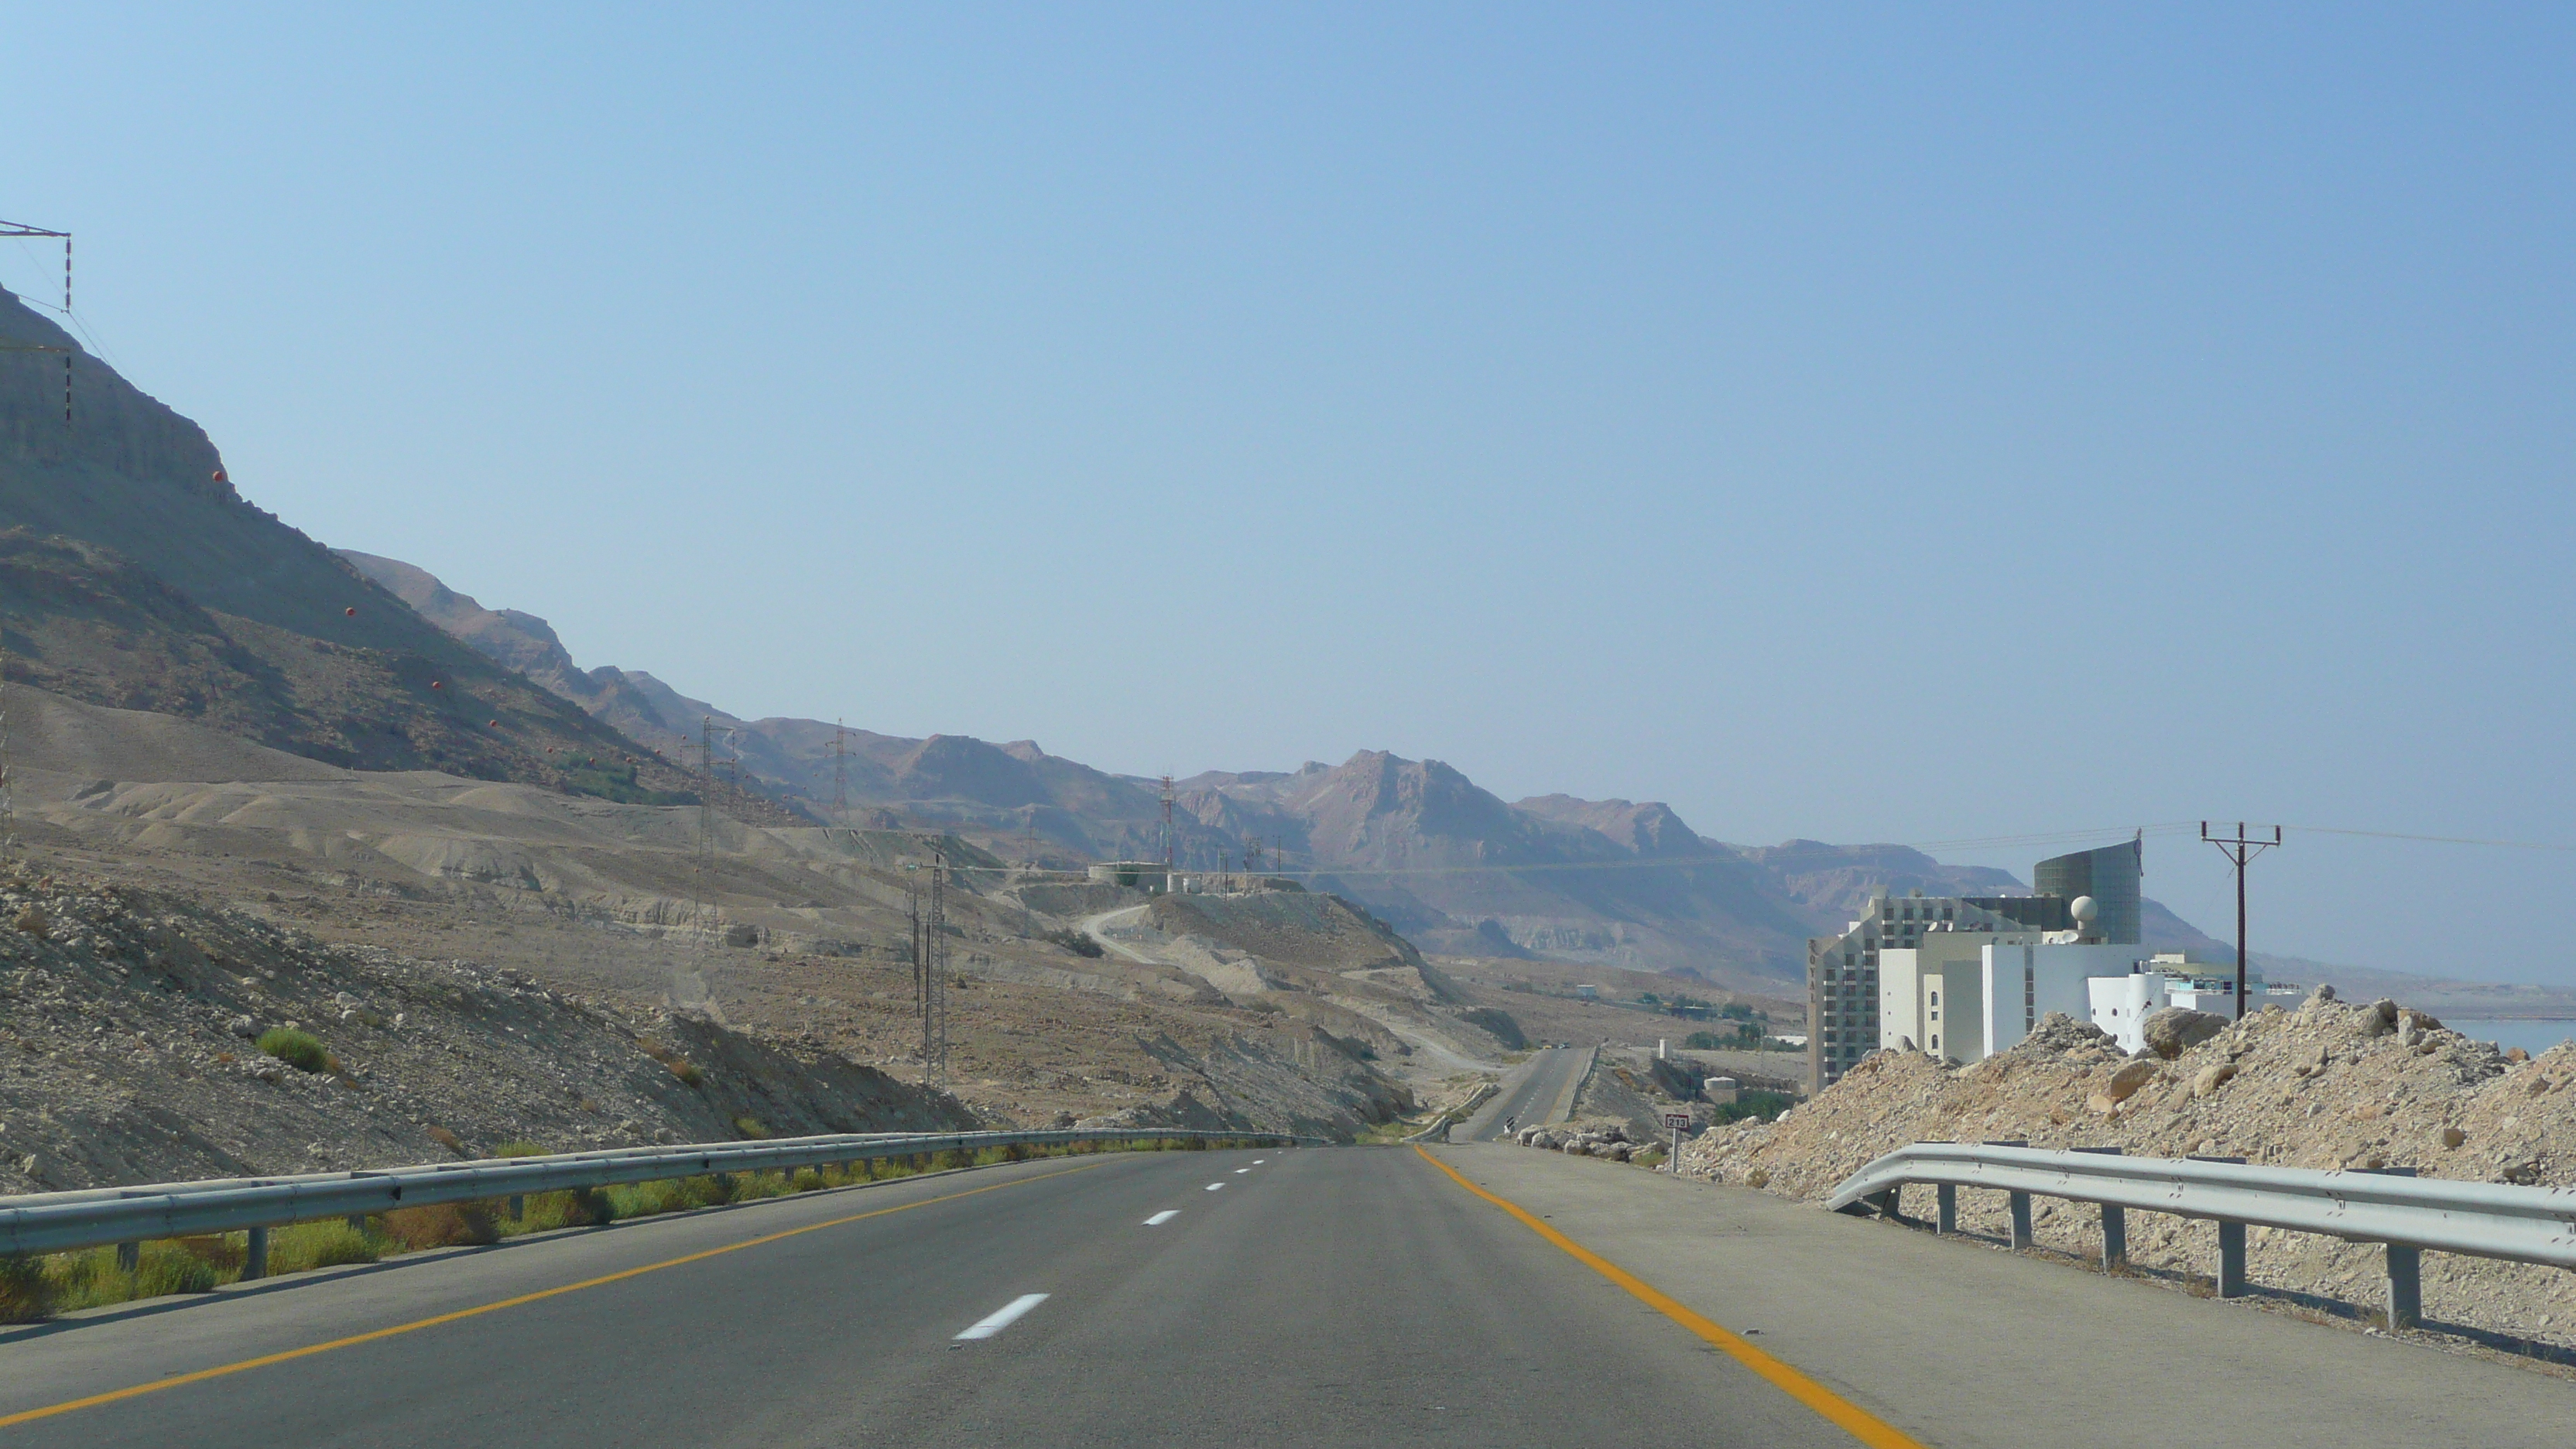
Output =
[
  {"x1": 0, "y1": 1127, "x2": 1303, "y2": 1278},
  {"x1": 1404, "y1": 1084, "x2": 1500, "y2": 1144},
  {"x1": 1826, "y1": 1142, "x2": 2576, "y2": 1331}
]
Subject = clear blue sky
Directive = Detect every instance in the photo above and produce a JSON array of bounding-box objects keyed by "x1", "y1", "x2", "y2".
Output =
[{"x1": 7, "y1": 5, "x2": 2571, "y2": 985}]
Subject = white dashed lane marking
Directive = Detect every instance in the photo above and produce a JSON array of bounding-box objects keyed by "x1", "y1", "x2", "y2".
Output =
[
  {"x1": 1144, "y1": 1211, "x2": 1180, "y2": 1226},
  {"x1": 955, "y1": 1293, "x2": 1050, "y2": 1341},
  {"x1": 1205, "y1": 1183, "x2": 1224, "y2": 1192}
]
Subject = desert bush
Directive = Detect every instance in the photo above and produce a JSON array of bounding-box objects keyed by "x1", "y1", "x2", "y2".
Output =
[
  {"x1": 731, "y1": 1115, "x2": 769, "y2": 1139},
  {"x1": 173, "y1": 1234, "x2": 246, "y2": 1270},
  {"x1": 427, "y1": 1125, "x2": 468, "y2": 1156},
  {"x1": 128, "y1": 1243, "x2": 219, "y2": 1299},
  {"x1": 269, "y1": 1221, "x2": 379, "y2": 1274},
  {"x1": 522, "y1": 1185, "x2": 617, "y2": 1231},
  {"x1": 383, "y1": 1202, "x2": 499, "y2": 1250},
  {"x1": 0, "y1": 1255, "x2": 53, "y2": 1323},
  {"x1": 256, "y1": 1027, "x2": 330, "y2": 1074},
  {"x1": 667, "y1": 1059, "x2": 704, "y2": 1087},
  {"x1": 493, "y1": 1140, "x2": 549, "y2": 1159},
  {"x1": 1707, "y1": 1088, "x2": 1797, "y2": 1126},
  {"x1": 1041, "y1": 928, "x2": 1104, "y2": 958}
]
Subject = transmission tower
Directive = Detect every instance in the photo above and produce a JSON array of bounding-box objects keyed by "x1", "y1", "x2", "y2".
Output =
[
  {"x1": 2, "y1": 220, "x2": 74, "y2": 424},
  {"x1": 0, "y1": 218, "x2": 75, "y2": 851},
  {"x1": 1160, "y1": 775, "x2": 1176, "y2": 870}
]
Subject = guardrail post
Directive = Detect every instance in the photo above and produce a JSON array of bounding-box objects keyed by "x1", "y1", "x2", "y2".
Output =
[
  {"x1": 2071, "y1": 1146, "x2": 2125, "y2": 1270},
  {"x1": 2352, "y1": 1166, "x2": 2423, "y2": 1329},
  {"x1": 243, "y1": 1225, "x2": 269, "y2": 1282},
  {"x1": 1935, "y1": 1184, "x2": 1957, "y2": 1235},
  {"x1": 116, "y1": 1241, "x2": 139, "y2": 1273},
  {"x1": 1982, "y1": 1140, "x2": 2033, "y2": 1249},
  {"x1": 346, "y1": 1214, "x2": 366, "y2": 1233},
  {"x1": 2382, "y1": 1245, "x2": 2422, "y2": 1330},
  {"x1": 1870, "y1": 1187, "x2": 1901, "y2": 1221},
  {"x1": 2216, "y1": 1221, "x2": 2246, "y2": 1297},
  {"x1": 509, "y1": 1195, "x2": 525, "y2": 1222}
]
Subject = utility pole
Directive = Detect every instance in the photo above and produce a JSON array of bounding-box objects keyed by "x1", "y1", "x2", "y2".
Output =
[
  {"x1": 2201, "y1": 822, "x2": 2281, "y2": 1020},
  {"x1": 908, "y1": 841, "x2": 949, "y2": 1088},
  {"x1": 694, "y1": 716, "x2": 738, "y2": 942},
  {"x1": 1019, "y1": 808, "x2": 1038, "y2": 937},
  {"x1": 0, "y1": 632, "x2": 13, "y2": 855},
  {"x1": 1160, "y1": 776, "x2": 1176, "y2": 871},
  {"x1": 831, "y1": 718, "x2": 848, "y2": 822}
]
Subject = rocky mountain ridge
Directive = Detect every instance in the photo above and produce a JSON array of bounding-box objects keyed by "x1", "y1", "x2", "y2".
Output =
[{"x1": 334, "y1": 550, "x2": 2240, "y2": 986}]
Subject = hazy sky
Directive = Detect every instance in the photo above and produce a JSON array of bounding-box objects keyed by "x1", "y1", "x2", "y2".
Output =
[{"x1": 6, "y1": 5, "x2": 2571, "y2": 984}]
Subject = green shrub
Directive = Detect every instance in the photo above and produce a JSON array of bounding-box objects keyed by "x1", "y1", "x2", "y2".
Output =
[
  {"x1": 257, "y1": 1027, "x2": 331, "y2": 1074},
  {"x1": 1041, "y1": 928, "x2": 1104, "y2": 958},
  {"x1": 493, "y1": 1140, "x2": 549, "y2": 1159},
  {"x1": 269, "y1": 1221, "x2": 379, "y2": 1274},
  {"x1": 0, "y1": 1255, "x2": 53, "y2": 1323},
  {"x1": 731, "y1": 1115, "x2": 769, "y2": 1139},
  {"x1": 667, "y1": 1060, "x2": 704, "y2": 1087},
  {"x1": 1707, "y1": 1088, "x2": 1797, "y2": 1126},
  {"x1": 132, "y1": 1243, "x2": 220, "y2": 1297}
]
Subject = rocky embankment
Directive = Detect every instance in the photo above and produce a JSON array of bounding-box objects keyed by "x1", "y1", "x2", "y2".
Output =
[
  {"x1": 0, "y1": 862, "x2": 976, "y2": 1194},
  {"x1": 1678, "y1": 991, "x2": 2576, "y2": 1353},
  {"x1": 1509, "y1": 1118, "x2": 1665, "y2": 1165}
]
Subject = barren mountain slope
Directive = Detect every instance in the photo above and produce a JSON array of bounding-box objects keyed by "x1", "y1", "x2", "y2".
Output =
[
  {"x1": 0, "y1": 856, "x2": 977, "y2": 1196},
  {"x1": 0, "y1": 286, "x2": 738, "y2": 803},
  {"x1": 0, "y1": 684, "x2": 1415, "y2": 1142}
]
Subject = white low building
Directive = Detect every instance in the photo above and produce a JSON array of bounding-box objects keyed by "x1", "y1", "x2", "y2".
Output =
[
  {"x1": 2088, "y1": 954, "x2": 2269, "y2": 1051},
  {"x1": 1982, "y1": 942, "x2": 2153, "y2": 1056}
]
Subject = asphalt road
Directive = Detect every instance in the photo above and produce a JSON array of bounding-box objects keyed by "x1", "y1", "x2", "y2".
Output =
[
  {"x1": 1459, "y1": 1044, "x2": 1590, "y2": 1141},
  {"x1": 0, "y1": 1147, "x2": 1861, "y2": 1448}
]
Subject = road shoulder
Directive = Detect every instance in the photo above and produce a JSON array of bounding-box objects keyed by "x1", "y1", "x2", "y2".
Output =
[{"x1": 1427, "y1": 1142, "x2": 2574, "y2": 1449}]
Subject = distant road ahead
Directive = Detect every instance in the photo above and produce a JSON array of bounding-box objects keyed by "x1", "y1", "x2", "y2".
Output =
[
  {"x1": 1460, "y1": 1043, "x2": 1589, "y2": 1140},
  {"x1": 0, "y1": 1147, "x2": 1858, "y2": 1448}
]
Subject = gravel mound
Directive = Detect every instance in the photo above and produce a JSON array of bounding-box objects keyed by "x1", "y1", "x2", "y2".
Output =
[{"x1": 1680, "y1": 990, "x2": 2576, "y2": 1351}]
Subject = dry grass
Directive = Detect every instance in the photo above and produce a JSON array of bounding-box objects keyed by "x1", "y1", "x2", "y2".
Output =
[{"x1": 382, "y1": 1202, "x2": 499, "y2": 1250}]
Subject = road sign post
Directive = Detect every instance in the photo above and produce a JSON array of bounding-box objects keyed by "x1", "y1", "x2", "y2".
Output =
[{"x1": 1663, "y1": 1112, "x2": 1690, "y2": 1172}]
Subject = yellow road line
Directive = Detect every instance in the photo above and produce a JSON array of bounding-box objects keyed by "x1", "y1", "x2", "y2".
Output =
[
  {"x1": 0, "y1": 1161, "x2": 1103, "y2": 1430},
  {"x1": 1410, "y1": 1145, "x2": 1923, "y2": 1449}
]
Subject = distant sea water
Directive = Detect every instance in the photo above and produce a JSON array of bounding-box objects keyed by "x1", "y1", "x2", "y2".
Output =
[{"x1": 2444, "y1": 1019, "x2": 2576, "y2": 1057}]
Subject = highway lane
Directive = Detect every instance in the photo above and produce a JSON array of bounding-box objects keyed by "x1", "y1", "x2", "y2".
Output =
[
  {"x1": 1460, "y1": 1044, "x2": 1590, "y2": 1141},
  {"x1": 0, "y1": 1146, "x2": 1869, "y2": 1448}
]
